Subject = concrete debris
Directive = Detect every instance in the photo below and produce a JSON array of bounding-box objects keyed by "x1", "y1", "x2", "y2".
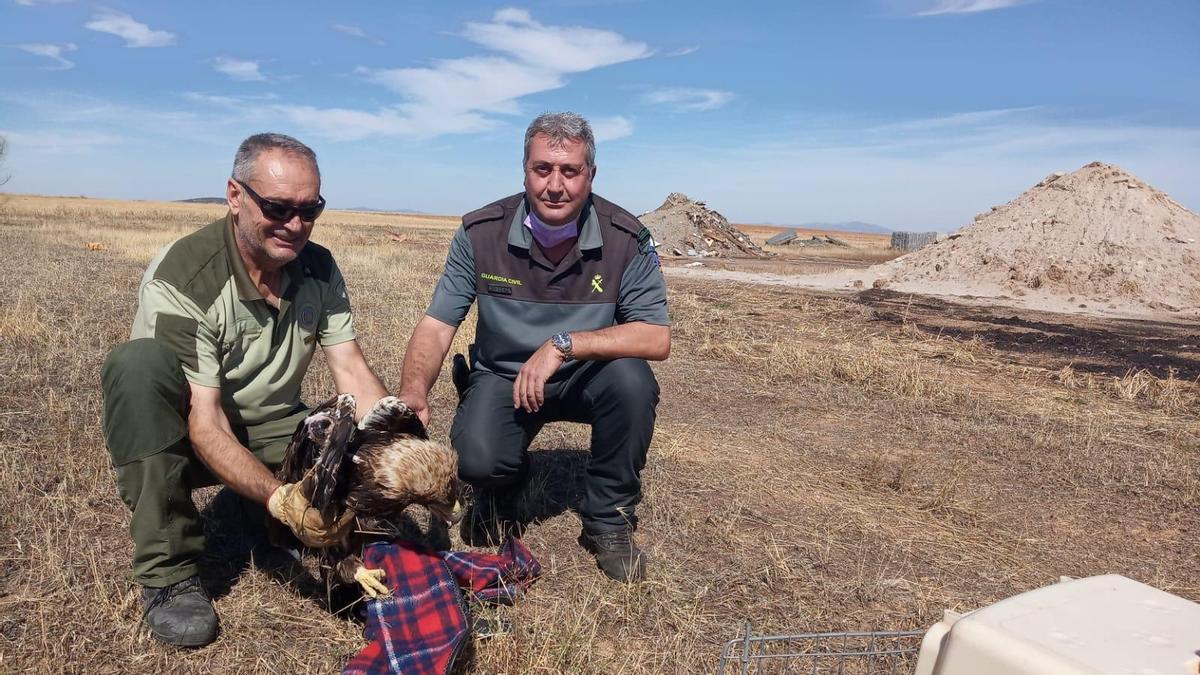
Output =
[
  {"x1": 790, "y1": 235, "x2": 850, "y2": 248},
  {"x1": 766, "y1": 229, "x2": 799, "y2": 246},
  {"x1": 640, "y1": 192, "x2": 769, "y2": 258}
]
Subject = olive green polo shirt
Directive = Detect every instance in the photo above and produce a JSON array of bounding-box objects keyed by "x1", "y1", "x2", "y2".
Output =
[{"x1": 131, "y1": 215, "x2": 355, "y2": 426}]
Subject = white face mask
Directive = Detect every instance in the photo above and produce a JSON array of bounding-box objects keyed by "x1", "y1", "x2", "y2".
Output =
[{"x1": 524, "y1": 209, "x2": 579, "y2": 248}]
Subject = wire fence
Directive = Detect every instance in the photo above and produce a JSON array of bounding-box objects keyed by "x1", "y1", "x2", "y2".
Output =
[
  {"x1": 889, "y1": 231, "x2": 939, "y2": 251},
  {"x1": 717, "y1": 623, "x2": 925, "y2": 674}
]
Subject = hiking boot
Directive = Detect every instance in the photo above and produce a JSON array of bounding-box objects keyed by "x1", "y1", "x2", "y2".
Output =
[
  {"x1": 578, "y1": 527, "x2": 646, "y2": 583},
  {"x1": 140, "y1": 576, "x2": 218, "y2": 647},
  {"x1": 460, "y1": 491, "x2": 523, "y2": 547}
]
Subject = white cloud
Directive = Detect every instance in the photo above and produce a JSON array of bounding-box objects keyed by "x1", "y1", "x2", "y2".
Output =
[
  {"x1": 15, "y1": 10, "x2": 650, "y2": 148},
  {"x1": 366, "y1": 57, "x2": 564, "y2": 116},
  {"x1": 211, "y1": 57, "x2": 265, "y2": 82},
  {"x1": 331, "y1": 23, "x2": 384, "y2": 46},
  {"x1": 591, "y1": 116, "x2": 633, "y2": 142},
  {"x1": 181, "y1": 91, "x2": 278, "y2": 107},
  {"x1": 460, "y1": 8, "x2": 651, "y2": 73},
  {"x1": 915, "y1": 0, "x2": 1033, "y2": 16},
  {"x1": 14, "y1": 42, "x2": 76, "y2": 70},
  {"x1": 868, "y1": 106, "x2": 1041, "y2": 134},
  {"x1": 643, "y1": 87, "x2": 734, "y2": 112},
  {"x1": 0, "y1": 128, "x2": 121, "y2": 153},
  {"x1": 0, "y1": 91, "x2": 237, "y2": 147},
  {"x1": 85, "y1": 12, "x2": 175, "y2": 48},
  {"x1": 292, "y1": 9, "x2": 652, "y2": 140},
  {"x1": 666, "y1": 46, "x2": 699, "y2": 57}
]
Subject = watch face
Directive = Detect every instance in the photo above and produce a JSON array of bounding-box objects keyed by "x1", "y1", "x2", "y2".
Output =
[{"x1": 553, "y1": 332, "x2": 573, "y2": 359}]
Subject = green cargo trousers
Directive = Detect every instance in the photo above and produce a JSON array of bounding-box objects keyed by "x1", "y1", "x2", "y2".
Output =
[{"x1": 100, "y1": 338, "x2": 309, "y2": 588}]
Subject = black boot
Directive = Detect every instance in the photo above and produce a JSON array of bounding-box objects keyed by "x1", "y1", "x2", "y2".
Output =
[
  {"x1": 578, "y1": 527, "x2": 646, "y2": 583},
  {"x1": 460, "y1": 489, "x2": 524, "y2": 547},
  {"x1": 460, "y1": 465, "x2": 529, "y2": 547},
  {"x1": 141, "y1": 576, "x2": 218, "y2": 647}
]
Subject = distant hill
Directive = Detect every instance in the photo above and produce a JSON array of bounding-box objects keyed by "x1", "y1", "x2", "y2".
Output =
[
  {"x1": 177, "y1": 197, "x2": 226, "y2": 204},
  {"x1": 792, "y1": 221, "x2": 892, "y2": 234},
  {"x1": 343, "y1": 206, "x2": 426, "y2": 215}
]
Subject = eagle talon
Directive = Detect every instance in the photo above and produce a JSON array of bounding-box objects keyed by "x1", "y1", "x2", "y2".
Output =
[
  {"x1": 354, "y1": 566, "x2": 390, "y2": 599},
  {"x1": 359, "y1": 396, "x2": 409, "y2": 430}
]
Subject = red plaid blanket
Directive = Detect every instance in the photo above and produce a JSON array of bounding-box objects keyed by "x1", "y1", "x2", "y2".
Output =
[{"x1": 342, "y1": 538, "x2": 541, "y2": 675}]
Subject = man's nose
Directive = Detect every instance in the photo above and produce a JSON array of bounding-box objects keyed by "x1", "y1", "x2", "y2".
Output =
[{"x1": 547, "y1": 168, "x2": 565, "y2": 192}]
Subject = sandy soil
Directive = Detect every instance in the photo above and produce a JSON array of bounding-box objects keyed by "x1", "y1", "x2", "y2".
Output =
[
  {"x1": 785, "y1": 163, "x2": 1200, "y2": 321},
  {"x1": 664, "y1": 264, "x2": 1199, "y2": 323}
]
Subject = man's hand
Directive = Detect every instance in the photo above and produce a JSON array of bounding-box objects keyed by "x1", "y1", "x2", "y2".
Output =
[
  {"x1": 323, "y1": 340, "x2": 389, "y2": 421},
  {"x1": 267, "y1": 477, "x2": 356, "y2": 548},
  {"x1": 398, "y1": 315, "x2": 459, "y2": 427},
  {"x1": 397, "y1": 391, "x2": 431, "y2": 426},
  {"x1": 513, "y1": 340, "x2": 566, "y2": 413}
]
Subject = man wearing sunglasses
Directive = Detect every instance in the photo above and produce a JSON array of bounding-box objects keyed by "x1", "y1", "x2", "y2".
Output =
[
  {"x1": 100, "y1": 133, "x2": 387, "y2": 647},
  {"x1": 398, "y1": 112, "x2": 670, "y2": 583}
]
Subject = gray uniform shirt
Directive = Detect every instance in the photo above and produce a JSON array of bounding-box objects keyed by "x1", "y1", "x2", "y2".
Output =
[{"x1": 426, "y1": 193, "x2": 668, "y2": 380}]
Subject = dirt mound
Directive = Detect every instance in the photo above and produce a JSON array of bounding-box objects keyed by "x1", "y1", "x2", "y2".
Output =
[
  {"x1": 867, "y1": 162, "x2": 1200, "y2": 315},
  {"x1": 640, "y1": 193, "x2": 768, "y2": 257}
]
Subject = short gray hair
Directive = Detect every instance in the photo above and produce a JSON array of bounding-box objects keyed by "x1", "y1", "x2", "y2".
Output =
[
  {"x1": 231, "y1": 133, "x2": 320, "y2": 184},
  {"x1": 523, "y1": 112, "x2": 595, "y2": 168}
]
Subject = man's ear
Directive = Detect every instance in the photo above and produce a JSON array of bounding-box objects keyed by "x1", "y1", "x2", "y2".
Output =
[
  {"x1": 226, "y1": 178, "x2": 242, "y2": 217},
  {"x1": 590, "y1": 164, "x2": 598, "y2": 181}
]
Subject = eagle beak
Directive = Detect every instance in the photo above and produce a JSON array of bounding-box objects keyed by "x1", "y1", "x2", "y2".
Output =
[{"x1": 429, "y1": 500, "x2": 464, "y2": 524}]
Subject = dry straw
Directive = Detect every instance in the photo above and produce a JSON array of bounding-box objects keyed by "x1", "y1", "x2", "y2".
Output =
[{"x1": 0, "y1": 195, "x2": 1196, "y2": 673}]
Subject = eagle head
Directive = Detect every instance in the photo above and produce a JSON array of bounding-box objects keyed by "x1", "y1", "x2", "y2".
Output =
[{"x1": 349, "y1": 436, "x2": 462, "y2": 523}]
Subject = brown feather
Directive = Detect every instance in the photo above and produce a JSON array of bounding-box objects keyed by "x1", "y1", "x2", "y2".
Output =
[
  {"x1": 276, "y1": 395, "x2": 461, "y2": 592},
  {"x1": 347, "y1": 436, "x2": 459, "y2": 519}
]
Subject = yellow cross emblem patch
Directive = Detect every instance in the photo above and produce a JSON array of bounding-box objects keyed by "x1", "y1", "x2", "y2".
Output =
[{"x1": 591, "y1": 274, "x2": 604, "y2": 293}]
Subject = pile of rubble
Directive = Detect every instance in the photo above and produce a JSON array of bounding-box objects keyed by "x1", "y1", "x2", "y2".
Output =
[
  {"x1": 862, "y1": 162, "x2": 1200, "y2": 315},
  {"x1": 795, "y1": 235, "x2": 850, "y2": 248},
  {"x1": 640, "y1": 193, "x2": 768, "y2": 258},
  {"x1": 766, "y1": 230, "x2": 849, "y2": 248}
]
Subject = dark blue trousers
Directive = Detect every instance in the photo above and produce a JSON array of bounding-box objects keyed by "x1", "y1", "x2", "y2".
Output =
[{"x1": 450, "y1": 358, "x2": 659, "y2": 533}]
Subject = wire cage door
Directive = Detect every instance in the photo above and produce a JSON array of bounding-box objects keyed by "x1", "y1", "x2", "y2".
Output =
[{"x1": 718, "y1": 623, "x2": 925, "y2": 674}]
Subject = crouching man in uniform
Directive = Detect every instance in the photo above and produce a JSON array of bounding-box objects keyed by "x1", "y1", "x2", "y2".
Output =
[
  {"x1": 100, "y1": 133, "x2": 387, "y2": 646},
  {"x1": 397, "y1": 112, "x2": 670, "y2": 583}
]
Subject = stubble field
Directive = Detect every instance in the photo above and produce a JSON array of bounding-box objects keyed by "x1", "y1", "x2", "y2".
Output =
[{"x1": 1, "y1": 195, "x2": 1197, "y2": 673}]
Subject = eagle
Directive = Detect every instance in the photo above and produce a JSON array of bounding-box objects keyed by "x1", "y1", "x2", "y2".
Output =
[{"x1": 274, "y1": 394, "x2": 461, "y2": 598}]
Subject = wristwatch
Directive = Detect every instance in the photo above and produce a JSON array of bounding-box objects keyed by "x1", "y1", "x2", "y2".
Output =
[{"x1": 550, "y1": 331, "x2": 575, "y2": 362}]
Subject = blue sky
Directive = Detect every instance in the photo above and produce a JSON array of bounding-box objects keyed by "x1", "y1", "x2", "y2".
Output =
[{"x1": 2, "y1": 0, "x2": 1197, "y2": 229}]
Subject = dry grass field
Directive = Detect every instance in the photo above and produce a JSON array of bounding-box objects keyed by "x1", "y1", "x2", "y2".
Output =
[{"x1": 1, "y1": 194, "x2": 1198, "y2": 673}]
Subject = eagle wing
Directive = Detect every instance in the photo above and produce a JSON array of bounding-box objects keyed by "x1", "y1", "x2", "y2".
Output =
[{"x1": 278, "y1": 393, "x2": 358, "y2": 519}]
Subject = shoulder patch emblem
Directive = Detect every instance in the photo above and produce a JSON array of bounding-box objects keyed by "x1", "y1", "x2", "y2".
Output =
[
  {"x1": 637, "y1": 227, "x2": 662, "y2": 268},
  {"x1": 299, "y1": 303, "x2": 318, "y2": 331}
]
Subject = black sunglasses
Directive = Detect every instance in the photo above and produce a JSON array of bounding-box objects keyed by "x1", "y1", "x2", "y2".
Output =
[{"x1": 237, "y1": 180, "x2": 326, "y2": 223}]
